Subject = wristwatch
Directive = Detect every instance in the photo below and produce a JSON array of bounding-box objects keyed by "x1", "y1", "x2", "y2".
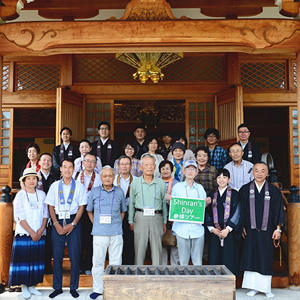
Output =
[{"x1": 71, "y1": 222, "x2": 76, "y2": 228}]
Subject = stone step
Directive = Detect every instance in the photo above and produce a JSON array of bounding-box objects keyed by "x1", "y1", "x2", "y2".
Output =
[{"x1": 0, "y1": 288, "x2": 300, "y2": 300}]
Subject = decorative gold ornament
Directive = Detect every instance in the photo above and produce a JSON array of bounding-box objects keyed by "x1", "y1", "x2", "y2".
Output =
[{"x1": 116, "y1": 52, "x2": 183, "y2": 84}]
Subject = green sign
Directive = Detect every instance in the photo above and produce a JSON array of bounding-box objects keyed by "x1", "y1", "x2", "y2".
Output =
[{"x1": 169, "y1": 196, "x2": 206, "y2": 224}]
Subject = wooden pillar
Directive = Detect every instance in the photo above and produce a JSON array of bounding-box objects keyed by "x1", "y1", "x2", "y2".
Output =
[
  {"x1": 288, "y1": 52, "x2": 300, "y2": 287},
  {"x1": 297, "y1": 52, "x2": 300, "y2": 189}
]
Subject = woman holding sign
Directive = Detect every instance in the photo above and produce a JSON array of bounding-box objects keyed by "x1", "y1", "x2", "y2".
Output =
[
  {"x1": 171, "y1": 160, "x2": 209, "y2": 265},
  {"x1": 205, "y1": 169, "x2": 240, "y2": 275}
]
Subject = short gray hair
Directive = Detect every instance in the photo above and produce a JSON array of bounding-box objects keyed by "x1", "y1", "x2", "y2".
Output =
[
  {"x1": 100, "y1": 165, "x2": 115, "y2": 175},
  {"x1": 140, "y1": 153, "x2": 156, "y2": 166}
]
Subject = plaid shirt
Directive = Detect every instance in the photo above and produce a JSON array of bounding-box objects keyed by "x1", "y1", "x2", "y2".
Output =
[
  {"x1": 208, "y1": 145, "x2": 228, "y2": 170},
  {"x1": 114, "y1": 157, "x2": 142, "y2": 177},
  {"x1": 194, "y1": 164, "x2": 218, "y2": 195}
]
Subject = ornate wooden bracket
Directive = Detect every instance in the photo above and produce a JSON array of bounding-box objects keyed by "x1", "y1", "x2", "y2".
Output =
[{"x1": 121, "y1": 0, "x2": 176, "y2": 20}]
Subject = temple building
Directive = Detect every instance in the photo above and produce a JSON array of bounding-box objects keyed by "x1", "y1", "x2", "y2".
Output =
[{"x1": 1, "y1": 0, "x2": 300, "y2": 288}]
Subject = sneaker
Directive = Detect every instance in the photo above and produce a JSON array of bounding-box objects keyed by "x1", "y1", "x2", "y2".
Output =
[
  {"x1": 246, "y1": 290, "x2": 258, "y2": 297},
  {"x1": 21, "y1": 285, "x2": 31, "y2": 299},
  {"x1": 90, "y1": 292, "x2": 103, "y2": 299},
  {"x1": 265, "y1": 292, "x2": 274, "y2": 298},
  {"x1": 28, "y1": 286, "x2": 42, "y2": 296},
  {"x1": 85, "y1": 270, "x2": 92, "y2": 275}
]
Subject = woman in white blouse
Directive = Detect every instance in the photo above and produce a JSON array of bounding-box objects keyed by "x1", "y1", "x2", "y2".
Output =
[
  {"x1": 145, "y1": 137, "x2": 164, "y2": 177},
  {"x1": 9, "y1": 168, "x2": 49, "y2": 299}
]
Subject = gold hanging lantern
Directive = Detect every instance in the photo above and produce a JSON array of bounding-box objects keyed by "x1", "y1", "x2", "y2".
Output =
[{"x1": 116, "y1": 52, "x2": 183, "y2": 84}]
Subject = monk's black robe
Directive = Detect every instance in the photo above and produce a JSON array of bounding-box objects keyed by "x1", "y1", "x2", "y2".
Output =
[
  {"x1": 52, "y1": 143, "x2": 80, "y2": 170},
  {"x1": 239, "y1": 141, "x2": 261, "y2": 164},
  {"x1": 239, "y1": 181, "x2": 284, "y2": 275},
  {"x1": 206, "y1": 188, "x2": 240, "y2": 275}
]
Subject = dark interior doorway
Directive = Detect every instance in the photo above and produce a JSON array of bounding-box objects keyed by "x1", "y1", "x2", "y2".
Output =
[
  {"x1": 114, "y1": 100, "x2": 186, "y2": 148},
  {"x1": 13, "y1": 108, "x2": 56, "y2": 187},
  {"x1": 244, "y1": 106, "x2": 289, "y2": 188}
]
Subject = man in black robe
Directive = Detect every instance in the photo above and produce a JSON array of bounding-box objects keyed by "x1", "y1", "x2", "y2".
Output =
[
  {"x1": 37, "y1": 153, "x2": 60, "y2": 274},
  {"x1": 206, "y1": 168, "x2": 240, "y2": 275},
  {"x1": 91, "y1": 121, "x2": 119, "y2": 167},
  {"x1": 52, "y1": 127, "x2": 80, "y2": 171},
  {"x1": 237, "y1": 123, "x2": 261, "y2": 164},
  {"x1": 239, "y1": 162, "x2": 284, "y2": 298}
]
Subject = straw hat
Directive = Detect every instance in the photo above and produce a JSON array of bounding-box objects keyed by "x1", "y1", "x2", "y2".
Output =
[{"x1": 19, "y1": 168, "x2": 41, "y2": 182}]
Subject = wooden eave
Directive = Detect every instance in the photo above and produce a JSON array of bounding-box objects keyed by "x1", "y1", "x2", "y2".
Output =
[{"x1": 1, "y1": 19, "x2": 300, "y2": 56}]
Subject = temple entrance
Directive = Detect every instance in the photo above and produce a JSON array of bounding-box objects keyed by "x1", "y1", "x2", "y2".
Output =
[
  {"x1": 12, "y1": 108, "x2": 56, "y2": 188},
  {"x1": 244, "y1": 106, "x2": 290, "y2": 188},
  {"x1": 114, "y1": 99, "x2": 186, "y2": 147}
]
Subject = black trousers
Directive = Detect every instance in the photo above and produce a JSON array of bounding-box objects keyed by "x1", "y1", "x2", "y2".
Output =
[{"x1": 122, "y1": 212, "x2": 135, "y2": 265}]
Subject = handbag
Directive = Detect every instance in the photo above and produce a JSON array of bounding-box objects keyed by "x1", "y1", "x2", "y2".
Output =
[{"x1": 162, "y1": 229, "x2": 177, "y2": 247}]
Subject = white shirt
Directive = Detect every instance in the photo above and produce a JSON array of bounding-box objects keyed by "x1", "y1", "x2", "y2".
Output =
[
  {"x1": 240, "y1": 141, "x2": 248, "y2": 150},
  {"x1": 255, "y1": 180, "x2": 266, "y2": 193},
  {"x1": 76, "y1": 171, "x2": 102, "y2": 196},
  {"x1": 63, "y1": 142, "x2": 70, "y2": 150},
  {"x1": 100, "y1": 138, "x2": 109, "y2": 145},
  {"x1": 40, "y1": 169, "x2": 50, "y2": 180},
  {"x1": 45, "y1": 179, "x2": 87, "y2": 215},
  {"x1": 114, "y1": 174, "x2": 136, "y2": 205},
  {"x1": 172, "y1": 181, "x2": 206, "y2": 239},
  {"x1": 14, "y1": 189, "x2": 49, "y2": 236},
  {"x1": 218, "y1": 187, "x2": 227, "y2": 197},
  {"x1": 73, "y1": 156, "x2": 102, "y2": 175}
]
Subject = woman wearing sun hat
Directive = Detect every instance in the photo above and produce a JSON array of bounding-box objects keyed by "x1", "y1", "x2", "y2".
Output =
[{"x1": 8, "y1": 168, "x2": 49, "y2": 299}]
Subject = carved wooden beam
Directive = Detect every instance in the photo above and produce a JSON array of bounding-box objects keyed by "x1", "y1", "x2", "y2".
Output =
[{"x1": 1, "y1": 19, "x2": 300, "y2": 56}]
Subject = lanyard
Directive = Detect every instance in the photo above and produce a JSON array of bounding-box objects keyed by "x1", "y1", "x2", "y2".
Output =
[
  {"x1": 58, "y1": 178, "x2": 76, "y2": 205},
  {"x1": 141, "y1": 178, "x2": 156, "y2": 209},
  {"x1": 25, "y1": 189, "x2": 39, "y2": 207},
  {"x1": 99, "y1": 187, "x2": 115, "y2": 215}
]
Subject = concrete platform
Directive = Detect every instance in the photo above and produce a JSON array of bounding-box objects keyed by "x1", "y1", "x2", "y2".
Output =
[{"x1": 0, "y1": 288, "x2": 299, "y2": 300}]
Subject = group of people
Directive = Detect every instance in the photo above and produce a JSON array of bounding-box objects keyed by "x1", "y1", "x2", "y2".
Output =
[{"x1": 9, "y1": 121, "x2": 284, "y2": 299}]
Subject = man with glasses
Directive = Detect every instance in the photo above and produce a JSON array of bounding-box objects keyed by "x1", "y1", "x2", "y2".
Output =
[
  {"x1": 204, "y1": 128, "x2": 228, "y2": 170},
  {"x1": 76, "y1": 153, "x2": 102, "y2": 275},
  {"x1": 114, "y1": 155, "x2": 136, "y2": 264},
  {"x1": 237, "y1": 123, "x2": 261, "y2": 164},
  {"x1": 224, "y1": 143, "x2": 254, "y2": 191},
  {"x1": 92, "y1": 121, "x2": 119, "y2": 167}
]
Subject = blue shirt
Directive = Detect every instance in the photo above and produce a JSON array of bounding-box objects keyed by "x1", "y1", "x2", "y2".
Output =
[
  {"x1": 87, "y1": 185, "x2": 127, "y2": 236},
  {"x1": 208, "y1": 145, "x2": 228, "y2": 170},
  {"x1": 224, "y1": 160, "x2": 254, "y2": 191},
  {"x1": 171, "y1": 181, "x2": 206, "y2": 239}
]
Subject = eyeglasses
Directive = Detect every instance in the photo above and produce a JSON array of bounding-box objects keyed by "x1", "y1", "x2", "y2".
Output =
[
  {"x1": 99, "y1": 127, "x2": 109, "y2": 131},
  {"x1": 84, "y1": 159, "x2": 96, "y2": 164},
  {"x1": 238, "y1": 131, "x2": 250, "y2": 134},
  {"x1": 125, "y1": 147, "x2": 134, "y2": 151},
  {"x1": 207, "y1": 134, "x2": 217, "y2": 138}
]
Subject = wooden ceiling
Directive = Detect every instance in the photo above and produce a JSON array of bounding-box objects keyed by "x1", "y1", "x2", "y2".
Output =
[{"x1": 1, "y1": 0, "x2": 299, "y2": 21}]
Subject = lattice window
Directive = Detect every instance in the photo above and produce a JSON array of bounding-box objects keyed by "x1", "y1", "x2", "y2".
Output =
[
  {"x1": 16, "y1": 64, "x2": 60, "y2": 90},
  {"x1": 241, "y1": 62, "x2": 287, "y2": 89},
  {"x1": 293, "y1": 61, "x2": 297, "y2": 89},
  {"x1": 164, "y1": 56, "x2": 225, "y2": 81},
  {"x1": 86, "y1": 103, "x2": 112, "y2": 142},
  {"x1": 1, "y1": 110, "x2": 11, "y2": 165},
  {"x1": 74, "y1": 57, "x2": 135, "y2": 83},
  {"x1": 74, "y1": 55, "x2": 225, "y2": 83},
  {"x1": 2, "y1": 64, "x2": 9, "y2": 91},
  {"x1": 291, "y1": 108, "x2": 298, "y2": 165},
  {"x1": 188, "y1": 102, "x2": 214, "y2": 151}
]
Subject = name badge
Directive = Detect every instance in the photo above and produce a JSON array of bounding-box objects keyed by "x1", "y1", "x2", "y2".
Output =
[
  {"x1": 30, "y1": 202, "x2": 39, "y2": 209},
  {"x1": 143, "y1": 208, "x2": 155, "y2": 216},
  {"x1": 100, "y1": 215, "x2": 112, "y2": 224},
  {"x1": 58, "y1": 212, "x2": 70, "y2": 220},
  {"x1": 68, "y1": 151, "x2": 73, "y2": 156}
]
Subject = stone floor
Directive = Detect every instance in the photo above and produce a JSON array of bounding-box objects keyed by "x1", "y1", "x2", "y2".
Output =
[{"x1": 0, "y1": 288, "x2": 300, "y2": 300}]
